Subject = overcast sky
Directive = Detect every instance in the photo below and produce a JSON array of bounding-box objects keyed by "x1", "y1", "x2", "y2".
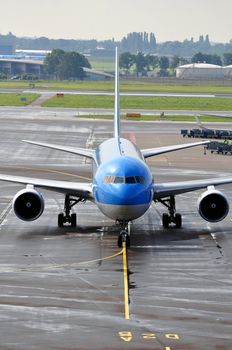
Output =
[{"x1": 0, "y1": 0, "x2": 232, "y2": 43}]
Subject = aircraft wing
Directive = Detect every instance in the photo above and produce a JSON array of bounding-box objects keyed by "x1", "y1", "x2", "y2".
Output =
[
  {"x1": 23, "y1": 140, "x2": 95, "y2": 159},
  {"x1": 142, "y1": 140, "x2": 209, "y2": 158},
  {"x1": 0, "y1": 174, "x2": 93, "y2": 199},
  {"x1": 153, "y1": 176, "x2": 232, "y2": 199}
]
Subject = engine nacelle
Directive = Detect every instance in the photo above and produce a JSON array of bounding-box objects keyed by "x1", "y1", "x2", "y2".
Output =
[
  {"x1": 13, "y1": 188, "x2": 44, "y2": 221},
  {"x1": 197, "y1": 188, "x2": 229, "y2": 223}
]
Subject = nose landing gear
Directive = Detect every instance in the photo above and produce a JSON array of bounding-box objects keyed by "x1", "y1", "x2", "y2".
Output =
[{"x1": 117, "y1": 221, "x2": 131, "y2": 247}]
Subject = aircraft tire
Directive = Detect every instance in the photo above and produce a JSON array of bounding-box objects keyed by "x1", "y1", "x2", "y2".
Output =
[
  {"x1": 117, "y1": 234, "x2": 130, "y2": 248},
  {"x1": 162, "y1": 213, "x2": 169, "y2": 228},
  {"x1": 58, "y1": 213, "x2": 64, "y2": 227},
  {"x1": 126, "y1": 235, "x2": 130, "y2": 247},
  {"x1": 71, "y1": 213, "x2": 77, "y2": 227},
  {"x1": 175, "y1": 213, "x2": 182, "y2": 228},
  {"x1": 117, "y1": 235, "x2": 122, "y2": 248}
]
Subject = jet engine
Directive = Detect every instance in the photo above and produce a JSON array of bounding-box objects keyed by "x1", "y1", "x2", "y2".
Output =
[
  {"x1": 197, "y1": 188, "x2": 229, "y2": 223},
  {"x1": 13, "y1": 187, "x2": 44, "y2": 221}
]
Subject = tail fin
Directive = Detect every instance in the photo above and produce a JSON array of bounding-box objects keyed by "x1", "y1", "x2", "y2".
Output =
[
  {"x1": 195, "y1": 115, "x2": 208, "y2": 130},
  {"x1": 114, "y1": 47, "x2": 121, "y2": 153}
]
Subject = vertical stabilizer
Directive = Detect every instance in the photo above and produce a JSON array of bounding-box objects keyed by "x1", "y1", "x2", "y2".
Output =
[{"x1": 114, "y1": 47, "x2": 121, "y2": 153}]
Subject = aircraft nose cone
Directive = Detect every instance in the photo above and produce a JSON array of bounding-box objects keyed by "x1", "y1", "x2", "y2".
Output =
[{"x1": 109, "y1": 184, "x2": 151, "y2": 205}]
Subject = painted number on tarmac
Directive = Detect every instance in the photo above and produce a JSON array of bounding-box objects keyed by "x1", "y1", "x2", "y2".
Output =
[
  {"x1": 118, "y1": 332, "x2": 133, "y2": 342},
  {"x1": 119, "y1": 331, "x2": 179, "y2": 348}
]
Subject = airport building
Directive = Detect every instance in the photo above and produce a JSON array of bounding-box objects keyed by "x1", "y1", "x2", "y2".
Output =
[
  {"x1": 0, "y1": 45, "x2": 14, "y2": 55},
  {"x1": 0, "y1": 58, "x2": 113, "y2": 80},
  {"x1": 176, "y1": 63, "x2": 224, "y2": 80},
  {"x1": 0, "y1": 58, "x2": 44, "y2": 77},
  {"x1": 223, "y1": 65, "x2": 232, "y2": 79}
]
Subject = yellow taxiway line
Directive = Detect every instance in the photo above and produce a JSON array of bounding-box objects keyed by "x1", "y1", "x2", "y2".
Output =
[
  {"x1": 46, "y1": 244, "x2": 130, "y2": 320},
  {"x1": 122, "y1": 242, "x2": 130, "y2": 320}
]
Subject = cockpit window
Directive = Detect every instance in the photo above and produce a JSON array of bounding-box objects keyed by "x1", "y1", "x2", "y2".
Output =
[
  {"x1": 135, "y1": 176, "x2": 145, "y2": 184},
  {"x1": 114, "y1": 176, "x2": 124, "y2": 184},
  {"x1": 125, "y1": 176, "x2": 136, "y2": 184},
  {"x1": 104, "y1": 175, "x2": 145, "y2": 184},
  {"x1": 104, "y1": 175, "x2": 115, "y2": 184}
]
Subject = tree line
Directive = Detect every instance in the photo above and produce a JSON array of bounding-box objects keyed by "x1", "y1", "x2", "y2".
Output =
[
  {"x1": 119, "y1": 52, "x2": 232, "y2": 77},
  {"x1": 2, "y1": 47, "x2": 232, "y2": 80},
  {"x1": 2, "y1": 32, "x2": 232, "y2": 57}
]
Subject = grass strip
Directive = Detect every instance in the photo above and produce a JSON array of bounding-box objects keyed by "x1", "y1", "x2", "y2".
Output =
[
  {"x1": 0, "y1": 93, "x2": 40, "y2": 106},
  {"x1": 77, "y1": 115, "x2": 232, "y2": 123},
  {"x1": 1, "y1": 80, "x2": 232, "y2": 94},
  {"x1": 43, "y1": 94, "x2": 232, "y2": 111}
]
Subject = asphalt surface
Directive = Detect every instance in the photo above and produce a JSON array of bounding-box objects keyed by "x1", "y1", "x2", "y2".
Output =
[
  {"x1": 1, "y1": 105, "x2": 232, "y2": 118},
  {"x1": 0, "y1": 113, "x2": 231, "y2": 349},
  {"x1": 1, "y1": 87, "x2": 231, "y2": 98}
]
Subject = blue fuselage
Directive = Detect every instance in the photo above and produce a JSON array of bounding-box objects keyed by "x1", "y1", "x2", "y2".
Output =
[{"x1": 93, "y1": 138, "x2": 154, "y2": 221}]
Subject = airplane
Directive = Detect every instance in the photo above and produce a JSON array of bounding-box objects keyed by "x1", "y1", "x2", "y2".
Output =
[
  {"x1": 195, "y1": 115, "x2": 232, "y2": 135},
  {"x1": 1, "y1": 48, "x2": 232, "y2": 247}
]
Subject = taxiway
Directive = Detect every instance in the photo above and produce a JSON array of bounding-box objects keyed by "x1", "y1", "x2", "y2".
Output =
[{"x1": 0, "y1": 113, "x2": 231, "y2": 349}]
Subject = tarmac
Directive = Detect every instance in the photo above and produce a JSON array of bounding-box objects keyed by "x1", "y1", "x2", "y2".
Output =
[{"x1": 0, "y1": 112, "x2": 231, "y2": 349}]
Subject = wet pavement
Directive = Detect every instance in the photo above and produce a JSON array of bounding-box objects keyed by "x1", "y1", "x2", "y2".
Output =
[{"x1": 0, "y1": 114, "x2": 231, "y2": 349}]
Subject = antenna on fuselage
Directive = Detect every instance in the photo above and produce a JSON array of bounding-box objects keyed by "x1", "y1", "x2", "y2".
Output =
[{"x1": 114, "y1": 47, "x2": 122, "y2": 154}]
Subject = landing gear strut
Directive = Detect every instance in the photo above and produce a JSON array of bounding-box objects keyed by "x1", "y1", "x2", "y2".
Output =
[
  {"x1": 159, "y1": 196, "x2": 182, "y2": 228},
  {"x1": 117, "y1": 221, "x2": 130, "y2": 248},
  {"x1": 58, "y1": 195, "x2": 83, "y2": 227}
]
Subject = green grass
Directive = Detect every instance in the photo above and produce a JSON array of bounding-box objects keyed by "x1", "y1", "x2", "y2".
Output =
[
  {"x1": 43, "y1": 94, "x2": 232, "y2": 111},
  {"x1": 89, "y1": 56, "x2": 114, "y2": 72},
  {"x1": 0, "y1": 93, "x2": 40, "y2": 106},
  {"x1": 78, "y1": 114, "x2": 232, "y2": 123},
  {"x1": 1, "y1": 79, "x2": 232, "y2": 94}
]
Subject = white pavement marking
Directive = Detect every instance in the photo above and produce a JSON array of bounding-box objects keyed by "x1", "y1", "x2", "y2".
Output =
[{"x1": 0, "y1": 201, "x2": 12, "y2": 226}]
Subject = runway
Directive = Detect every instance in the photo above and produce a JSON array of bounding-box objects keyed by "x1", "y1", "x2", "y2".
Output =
[{"x1": 0, "y1": 113, "x2": 231, "y2": 349}]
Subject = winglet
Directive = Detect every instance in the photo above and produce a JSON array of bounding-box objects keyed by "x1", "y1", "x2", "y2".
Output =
[{"x1": 114, "y1": 47, "x2": 121, "y2": 153}]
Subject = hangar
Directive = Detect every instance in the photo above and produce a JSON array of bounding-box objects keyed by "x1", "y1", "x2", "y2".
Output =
[
  {"x1": 0, "y1": 58, "x2": 113, "y2": 80},
  {"x1": 0, "y1": 58, "x2": 44, "y2": 77},
  {"x1": 176, "y1": 63, "x2": 224, "y2": 80},
  {"x1": 223, "y1": 65, "x2": 232, "y2": 79}
]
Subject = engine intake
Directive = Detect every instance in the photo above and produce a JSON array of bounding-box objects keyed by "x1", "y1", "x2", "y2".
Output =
[
  {"x1": 198, "y1": 188, "x2": 229, "y2": 223},
  {"x1": 13, "y1": 188, "x2": 44, "y2": 221}
]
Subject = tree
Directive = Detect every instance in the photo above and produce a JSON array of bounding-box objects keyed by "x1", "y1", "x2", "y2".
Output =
[
  {"x1": 135, "y1": 52, "x2": 147, "y2": 76},
  {"x1": 192, "y1": 52, "x2": 222, "y2": 66},
  {"x1": 158, "y1": 56, "x2": 169, "y2": 77},
  {"x1": 44, "y1": 50, "x2": 91, "y2": 80},
  {"x1": 44, "y1": 49, "x2": 66, "y2": 78},
  {"x1": 209, "y1": 54, "x2": 222, "y2": 66},
  {"x1": 146, "y1": 55, "x2": 159, "y2": 70},
  {"x1": 119, "y1": 52, "x2": 135, "y2": 72},
  {"x1": 120, "y1": 32, "x2": 157, "y2": 52},
  {"x1": 223, "y1": 53, "x2": 232, "y2": 65},
  {"x1": 192, "y1": 52, "x2": 205, "y2": 63},
  {"x1": 159, "y1": 56, "x2": 169, "y2": 70},
  {"x1": 170, "y1": 55, "x2": 181, "y2": 69}
]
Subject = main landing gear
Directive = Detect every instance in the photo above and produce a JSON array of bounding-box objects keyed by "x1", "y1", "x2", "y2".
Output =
[
  {"x1": 58, "y1": 195, "x2": 83, "y2": 228},
  {"x1": 117, "y1": 221, "x2": 130, "y2": 248},
  {"x1": 159, "y1": 195, "x2": 182, "y2": 228}
]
